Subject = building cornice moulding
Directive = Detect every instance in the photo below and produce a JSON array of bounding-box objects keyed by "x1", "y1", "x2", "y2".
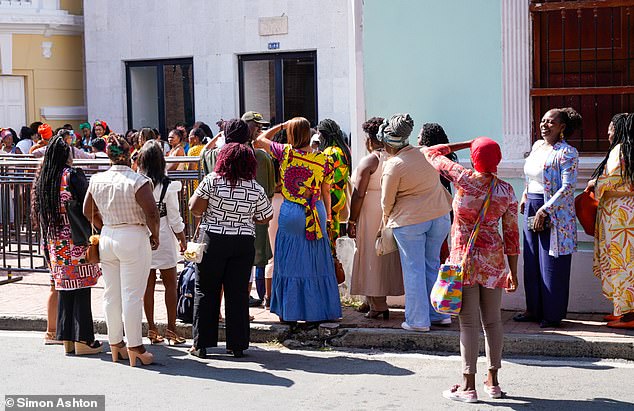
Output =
[
  {"x1": 0, "y1": 15, "x2": 83, "y2": 36},
  {"x1": 40, "y1": 105, "x2": 87, "y2": 120}
]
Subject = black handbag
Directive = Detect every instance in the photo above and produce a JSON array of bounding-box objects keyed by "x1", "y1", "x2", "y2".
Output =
[
  {"x1": 157, "y1": 177, "x2": 171, "y2": 218},
  {"x1": 66, "y1": 198, "x2": 92, "y2": 246},
  {"x1": 65, "y1": 167, "x2": 92, "y2": 246}
]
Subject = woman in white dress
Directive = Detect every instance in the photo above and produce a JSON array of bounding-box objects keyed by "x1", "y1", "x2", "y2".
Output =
[{"x1": 138, "y1": 140, "x2": 187, "y2": 345}]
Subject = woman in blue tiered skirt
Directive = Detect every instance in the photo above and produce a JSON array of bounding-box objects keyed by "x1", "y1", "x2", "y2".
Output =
[{"x1": 255, "y1": 117, "x2": 342, "y2": 322}]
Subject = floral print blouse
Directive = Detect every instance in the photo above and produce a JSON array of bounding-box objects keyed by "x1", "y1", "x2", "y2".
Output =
[
  {"x1": 524, "y1": 140, "x2": 578, "y2": 257},
  {"x1": 423, "y1": 145, "x2": 520, "y2": 288},
  {"x1": 270, "y1": 141, "x2": 334, "y2": 240}
]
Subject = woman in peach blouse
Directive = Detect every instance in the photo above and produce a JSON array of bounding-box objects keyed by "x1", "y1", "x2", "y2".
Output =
[{"x1": 423, "y1": 137, "x2": 519, "y2": 404}]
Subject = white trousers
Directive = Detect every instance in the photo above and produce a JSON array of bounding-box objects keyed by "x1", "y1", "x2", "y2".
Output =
[{"x1": 100, "y1": 225, "x2": 151, "y2": 347}]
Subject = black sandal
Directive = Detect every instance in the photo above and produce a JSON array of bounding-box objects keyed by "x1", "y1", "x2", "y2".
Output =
[{"x1": 513, "y1": 312, "x2": 538, "y2": 322}]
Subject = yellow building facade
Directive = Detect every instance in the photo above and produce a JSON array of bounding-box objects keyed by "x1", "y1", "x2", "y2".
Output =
[{"x1": 0, "y1": 0, "x2": 86, "y2": 132}]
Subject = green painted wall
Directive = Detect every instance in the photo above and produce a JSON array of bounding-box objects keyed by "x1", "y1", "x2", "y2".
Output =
[{"x1": 363, "y1": 0, "x2": 502, "y2": 150}]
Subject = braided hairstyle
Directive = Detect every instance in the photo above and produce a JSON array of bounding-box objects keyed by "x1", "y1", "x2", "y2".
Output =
[
  {"x1": 591, "y1": 113, "x2": 629, "y2": 180},
  {"x1": 361, "y1": 117, "x2": 384, "y2": 148},
  {"x1": 620, "y1": 113, "x2": 634, "y2": 186},
  {"x1": 34, "y1": 135, "x2": 70, "y2": 240},
  {"x1": 553, "y1": 107, "x2": 583, "y2": 139},
  {"x1": 418, "y1": 123, "x2": 457, "y2": 162}
]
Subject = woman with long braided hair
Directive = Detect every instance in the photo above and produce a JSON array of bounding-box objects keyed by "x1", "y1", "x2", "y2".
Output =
[
  {"x1": 589, "y1": 113, "x2": 634, "y2": 328},
  {"x1": 34, "y1": 135, "x2": 102, "y2": 355}
]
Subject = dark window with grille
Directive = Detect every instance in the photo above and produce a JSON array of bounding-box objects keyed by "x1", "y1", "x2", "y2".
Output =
[
  {"x1": 238, "y1": 52, "x2": 317, "y2": 126},
  {"x1": 530, "y1": 1, "x2": 634, "y2": 153},
  {"x1": 125, "y1": 59, "x2": 194, "y2": 138}
]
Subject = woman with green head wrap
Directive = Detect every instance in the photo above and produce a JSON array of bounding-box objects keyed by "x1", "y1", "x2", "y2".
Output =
[
  {"x1": 379, "y1": 113, "x2": 452, "y2": 332},
  {"x1": 317, "y1": 119, "x2": 351, "y2": 252}
]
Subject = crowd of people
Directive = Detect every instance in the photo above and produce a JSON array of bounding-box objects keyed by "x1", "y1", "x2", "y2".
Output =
[{"x1": 2, "y1": 104, "x2": 634, "y2": 403}]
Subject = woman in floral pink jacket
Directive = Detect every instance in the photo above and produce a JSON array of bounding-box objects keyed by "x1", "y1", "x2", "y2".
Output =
[{"x1": 423, "y1": 137, "x2": 519, "y2": 403}]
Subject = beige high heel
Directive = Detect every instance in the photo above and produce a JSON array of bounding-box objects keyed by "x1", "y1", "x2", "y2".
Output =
[
  {"x1": 63, "y1": 341, "x2": 74, "y2": 354},
  {"x1": 110, "y1": 342, "x2": 129, "y2": 362},
  {"x1": 44, "y1": 331, "x2": 62, "y2": 345},
  {"x1": 164, "y1": 329, "x2": 186, "y2": 346},
  {"x1": 128, "y1": 348, "x2": 153, "y2": 367},
  {"x1": 147, "y1": 329, "x2": 164, "y2": 345},
  {"x1": 74, "y1": 341, "x2": 103, "y2": 356}
]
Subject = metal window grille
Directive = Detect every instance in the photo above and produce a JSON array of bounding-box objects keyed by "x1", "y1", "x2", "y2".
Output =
[{"x1": 531, "y1": 0, "x2": 634, "y2": 153}]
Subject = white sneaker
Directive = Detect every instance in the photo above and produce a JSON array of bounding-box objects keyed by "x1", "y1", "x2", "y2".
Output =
[
  {"x1": 401, "y1": 322, "x2": 430, "y2": 332},
  {"x1": 432, "y1": 318, "x2": 452, "y2": 326}
]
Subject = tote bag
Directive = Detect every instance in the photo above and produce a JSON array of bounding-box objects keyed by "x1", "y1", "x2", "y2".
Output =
[
  {"x1": 431, "y1": 177, "x2": 497, "y2": 315},
  {"x1": 375, "y1": 218, "x2": 398, "y2": 256}
]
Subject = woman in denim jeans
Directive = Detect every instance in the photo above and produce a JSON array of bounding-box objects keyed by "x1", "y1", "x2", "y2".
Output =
[{"x1": 379, "y1": 114, "x2": 452, "y2": 332}]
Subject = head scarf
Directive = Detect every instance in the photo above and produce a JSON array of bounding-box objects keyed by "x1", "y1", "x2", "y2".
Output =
[
  {"x1": 317, "y1": 118, "x2": 351, "y2": 165},
  {"x1": 106, "y1": 134, "x2": 131, "y2": 164},
  {"x1": 470, "y1": 137, "x2": 501, "y2": 173},
  {"x1": 93, "y1": 119, "x2": 108, "y2": 130},
  {"x1": 377, "y1": 114, "x2": 414, "y2": 149},
  {"x1": 223, "y1": 119, "x2": 249, "y2": 144},
  {"x1": 79, "y1": 122, "x2": 91, "y2": 130},
  {"x1": 38, "y1": 123, "x2": 53, "y2": 140},
  {"x1": 317, "y1": 119, "x2": 345, "y2": 145}
]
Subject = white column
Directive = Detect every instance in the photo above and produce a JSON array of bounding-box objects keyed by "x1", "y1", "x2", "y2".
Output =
[
  {"x1": 347, "y1": 0, "x2": 366, "y2": 170},
  {"x1": 0, "y1": 33, "x2": 12, "y2": 75},
  {"x1": 501, "y1": 0, "x2": 532, "y2": 162}
]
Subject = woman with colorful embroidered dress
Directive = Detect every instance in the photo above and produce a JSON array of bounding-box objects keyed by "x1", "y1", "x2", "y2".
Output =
[
  {"x1": 34, "y1": 135, "x2": 102, "y2": 356},
  {"x1": 515, "y1": 107, "x2": 581, "y2": 328},
  {"x1": 589, "y1": 113, "x2": 634, "y2": 329},
  {"x1": 317, "y1": 119, "x2": 351, "y2": 249},
  {"x1": 423, "y1": 137, "x2": 519, "y2": 403},
  {"x1": 255, "y1": 117, "x2": 342, "y2": 322}
]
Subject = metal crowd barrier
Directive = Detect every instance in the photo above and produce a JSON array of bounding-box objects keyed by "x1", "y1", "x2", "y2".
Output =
[{"x1": 0, "y1": 154, "x2": 203, "y2": 275}]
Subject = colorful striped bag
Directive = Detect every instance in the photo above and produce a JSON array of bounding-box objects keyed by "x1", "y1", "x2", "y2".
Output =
[{"x1": 431, "y1": 177, "x2": 497, "y2": 315}]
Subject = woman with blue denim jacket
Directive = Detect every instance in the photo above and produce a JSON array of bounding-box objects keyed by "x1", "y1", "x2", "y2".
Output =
[{"x1": 514, "y1": 107, "x2": 581, "y2": 328}]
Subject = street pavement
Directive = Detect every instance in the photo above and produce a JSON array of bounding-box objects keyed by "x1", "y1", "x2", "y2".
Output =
[
  {"x1": 1, "y1": 271, "x2": 633, "y2": 360},
  {"x1": 0, "y1": 330, "x2": 633, "y2": 410}
]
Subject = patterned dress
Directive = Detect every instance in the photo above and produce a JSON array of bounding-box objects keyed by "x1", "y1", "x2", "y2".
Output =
[
  {"x1": 268, "y1": 141, "x2": 342, "y2": 322},
  {"x1": 322, "y1": 145, "x2": 349, "y2": 249},
  {"x1": 593, "y1": 144, "x2": 634, "y2": 316},
  {"x1": 423, "y1": 145, "x2": 520, "y2": 288},
  {"x1": 47, "y1": 168, "x2": 101, "y2": 290}
]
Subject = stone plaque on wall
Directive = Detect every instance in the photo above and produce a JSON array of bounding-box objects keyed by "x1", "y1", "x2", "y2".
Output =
[{"x1": 259, "y1": 16, "x2": 288, "y2": 36}]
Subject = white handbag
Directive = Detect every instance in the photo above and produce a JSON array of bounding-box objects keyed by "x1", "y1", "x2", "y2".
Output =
[
  {"x1": 183, "y1": 224, "x2": 207, "y2": 263},
  {"x1": 375, "y1": 218, "x2": 398, "y2": 256}
]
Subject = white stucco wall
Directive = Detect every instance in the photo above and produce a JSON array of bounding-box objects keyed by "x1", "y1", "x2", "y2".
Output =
[{"x1": 83, "y1": 0, "x2": 352, "y2": 134}]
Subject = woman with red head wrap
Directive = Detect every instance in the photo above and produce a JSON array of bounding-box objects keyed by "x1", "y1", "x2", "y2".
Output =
[{"x1": 422, "y1": 137, "x2": 519, "y2": 403}]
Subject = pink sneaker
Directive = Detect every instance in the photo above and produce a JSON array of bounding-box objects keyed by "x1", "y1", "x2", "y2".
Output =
[
  {"x1": 483, "y1": 383, "x2": 503, "y2": 399},
  {"x1": 442, "y1": 384, "x2": 478, "y2": 403}
]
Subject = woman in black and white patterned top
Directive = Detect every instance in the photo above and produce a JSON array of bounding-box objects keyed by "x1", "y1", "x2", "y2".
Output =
[{"x1": 189, "y1": 141, "x2": 273, "y2": 358}]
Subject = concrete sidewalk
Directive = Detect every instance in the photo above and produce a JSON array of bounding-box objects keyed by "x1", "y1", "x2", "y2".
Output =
[{"x1": 1, "y1": 271, "x2": 632, "y2": 360}]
